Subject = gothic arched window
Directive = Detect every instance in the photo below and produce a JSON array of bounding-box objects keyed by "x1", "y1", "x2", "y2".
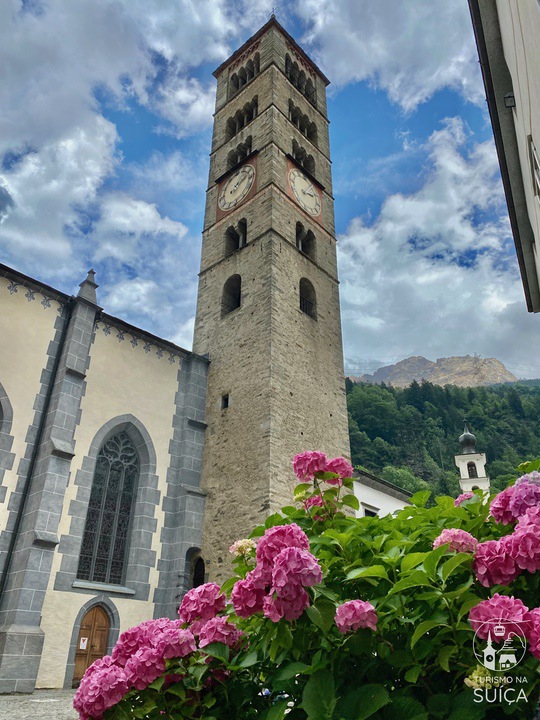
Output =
[
  {"x1": 77, "y1": 432, "x2": 139, "y2": 585},
  {"x1": 467, "y1": 461, "x2": 478, "y2": 479}
]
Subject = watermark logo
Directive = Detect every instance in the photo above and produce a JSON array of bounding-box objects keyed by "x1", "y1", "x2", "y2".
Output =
[{"x1": 473, "y1": 619, "x2": 527, "y2": 671}]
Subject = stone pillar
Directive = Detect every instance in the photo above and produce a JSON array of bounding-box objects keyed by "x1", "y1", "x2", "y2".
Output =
[
  {"x1": 153, "y1": 354, "x2": 208, "y2": 619},
  {"x1": 0, "y1": 273, "x2": 99, "y2": 692}
]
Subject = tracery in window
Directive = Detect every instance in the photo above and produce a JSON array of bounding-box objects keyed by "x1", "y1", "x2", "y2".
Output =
[{"x1": 77, "y1": 432, "x2": 139, "y2": 585}]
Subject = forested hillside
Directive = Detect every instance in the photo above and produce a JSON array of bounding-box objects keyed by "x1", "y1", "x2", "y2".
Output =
[{"x1": 346, "y1": 379, "x2": 540, "y2": 496}]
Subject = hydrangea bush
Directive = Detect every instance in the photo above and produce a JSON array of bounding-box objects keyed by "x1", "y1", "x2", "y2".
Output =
[{"x1": 75, "y1": 454, "x2": 540, "y2": 720}]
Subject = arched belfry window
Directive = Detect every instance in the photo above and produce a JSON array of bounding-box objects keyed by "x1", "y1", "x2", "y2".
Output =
[
  {"x1": 77, "y1": 432, "x2": 139, "y2": 585},
  {"x1": 467, "y1": 461, "x2": 478, "y2": 479},
  {"x1": 299, "y1": 278, "x2": 317, "y2": 319},
  {"x1": 222, "y1": 274, "x2": 242, "y2": 316},
  {"x1": 296, "y1": 222, "x2": 315, "y2": 259}
]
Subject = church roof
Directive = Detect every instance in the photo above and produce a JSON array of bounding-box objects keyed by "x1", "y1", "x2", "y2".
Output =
[{"x1": 213, "y1": 15, "x2": 330, "y2": 86}]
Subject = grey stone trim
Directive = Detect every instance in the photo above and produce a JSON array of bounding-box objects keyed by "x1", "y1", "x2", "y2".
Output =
[
  {"x1": 154, "y1": 355, "x2": 208, "y2": 619},
  {"x1": 62, "y1": 595, "x2": 120, "y2": 689},
  {"x1": 72, "y1": 580, "x2": 135, "y2": 596},
  {"x1": 0, "y1": 624, "x2": 45, "y2": 693},
  {"x1": 0, "y1": 295, "x2": 99, "y2": 692},
  {"x1": 0, "y1": 311, "x2": 66, "y2": 584},
  {"x1": 0, "y1": 383, "x2": 15, "y2": 507},
  {"x1": 56, "y1": 415, "x2": 159, "y2": 604}
]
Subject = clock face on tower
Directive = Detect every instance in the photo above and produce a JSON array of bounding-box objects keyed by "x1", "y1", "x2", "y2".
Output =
[
  {"x1": 288, "y1": 167, "x2": 321, "y2": 217},
  {"x1": 218, "y1": 164, "x2": 256, "y2": 212}
]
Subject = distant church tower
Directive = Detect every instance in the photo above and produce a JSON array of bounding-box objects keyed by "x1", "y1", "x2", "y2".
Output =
[
  {"x1": 193, "y1": 17, "x2": 350, "y2": 577},
  {"x1": 454, "y1": 424, "x2": 490, "y2": 493}
]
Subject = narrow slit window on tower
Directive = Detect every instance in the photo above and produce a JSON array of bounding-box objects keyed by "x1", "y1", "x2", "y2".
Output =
[
  {"x1": 221, "y1": 394, "x2": 230, "y2": 410},
  {"x1": 299, "y1": 277, "x2": 316, "y2": 319},
  {"x1": 296, "y1": 222, "x2": 315, "y2": 259},
  {"x1": 222, "y1": 274, "x2": 242, "y2": 316}
]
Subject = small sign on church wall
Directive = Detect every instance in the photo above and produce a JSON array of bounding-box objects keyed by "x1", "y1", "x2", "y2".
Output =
[{"x1": 79, "y1": 637, "x2": 88, "y2": 650}]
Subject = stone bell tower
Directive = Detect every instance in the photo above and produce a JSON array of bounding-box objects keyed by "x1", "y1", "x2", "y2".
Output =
[{"x1": 193, "y1": 17, "x2": 350, "y2": 578}]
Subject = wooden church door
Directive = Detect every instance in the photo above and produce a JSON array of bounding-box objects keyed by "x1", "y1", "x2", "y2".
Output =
[{"x1": 72, "y1": 605, "x2": 110, "y2": 686}]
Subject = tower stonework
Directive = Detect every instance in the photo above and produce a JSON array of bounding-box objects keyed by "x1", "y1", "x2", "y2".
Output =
[{"x1": 193, "y1": 18, "x2": 350, "y2": 578}]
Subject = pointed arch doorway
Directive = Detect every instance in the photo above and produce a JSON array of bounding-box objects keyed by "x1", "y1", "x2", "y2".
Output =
[{"x1": 72, "y1": 605, "x2": 110, "y2": 687}]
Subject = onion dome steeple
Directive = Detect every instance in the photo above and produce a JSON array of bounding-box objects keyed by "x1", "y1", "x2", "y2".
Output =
[{"x1": 459, "y1": 423, "x2": 477, "y2": 454}]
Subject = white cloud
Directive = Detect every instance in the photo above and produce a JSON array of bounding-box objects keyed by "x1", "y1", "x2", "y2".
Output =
[
  {"x1": 295, "y1": 0, "x2": 484, "y2": 110},
  {"x1": 339, "y1": 117, "x2": 539, "y2": 378},
  {"x1": 0, "y1": 114, "x2": 118, "y2": 278}
]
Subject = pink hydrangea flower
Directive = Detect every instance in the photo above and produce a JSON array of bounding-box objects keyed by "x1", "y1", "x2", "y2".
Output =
[
  {"x1": 335, "y1": 600, "x2": 378, "y2": 633},
  {"x1": 256, "y1": 523, "x2": 310, "y2": 568},
  {"x1": 433, "y1": 528, "x2": 478, "y2": 553},
  {"x1": 272, "y1": 547, "x2": 322, "y2": 590},
  {"x1": 303, "y1": 495, "x2": 324, "y2": 511},
  {"x1": 468, "y1": 594, "x2": 530, "y2": 641},
  {"x1": 231, "y1": 566, "x2": 270, "y2": 618},
  {"x1": 178, "y1": 582, "x2": 226, "y2": 625},
  {"x1": 325, "y1": 457, "x2": 354, "y2": 485},
  {"x1": 516, "y1": 471, "x2": 540, "y2": 486},
  {"x1": 124, "y1": 646, "x2": 166, "y2": 691},
  {"x1": 74, "y1": 658, "x2": 128, "y2": 720},
  {"x1": 112, "y1": 622, "x2": 152, "y2": 666},
  {"x1": 263, "y1": 582, "x2": 310, "y2": 622},
  {"x1": 507, "y1": 523, "x2": 540, "y2": 573},
  {"x1": 473, "y1": 537, "x2": 521, "y2": 587},
  {"x1": 489, "y1": 486, "x2": 517, "y2": 524},
  {"x1": 508, "y1": 481, "x2": 540, "y2": 520},
  {"x1": 517, "y1": 506, "x2": 540, "y2": 528},
  {"x1": 292, "y1": 451, "x2": 328, "y2": 481},
  {"x1": 525, "y1": 607, "x2": 540, "y2": 660},
  {"x1": 156, "y1": 627, "x2": 196, "y2": 660},
  {"x1": 198, "y1": 616, "x2": 245, "y2": 648},
  {"x1": 454, "y1": 492, "x2": 475, "y2": 507}
]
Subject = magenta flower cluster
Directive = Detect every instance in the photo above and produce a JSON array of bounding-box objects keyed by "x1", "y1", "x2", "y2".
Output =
[
  {"x1": 231, "y1": 523, "x2": 321, "y2": 622},
  {"x1": 74, "y1": 618, "x2": 196, "y2": 720},
  {"x1": 468, "y1": 594, "x2": 540, "y2": 660},
  {"x1": 293, "y1": 451, "x2": 353, "y2": 485},
  {"x1": 473, "y1": 482, "x2": 540, "y2": 587},
  {"x1": 489, "y1": 481, "x2": 540, "y2": 525},
  {"x1": 334, "y1": 599, "x2": 378, "y2": 633},
  {"x1": 454, "y1": 491, "x2": 475, "y2": 507},
  {"x1": 433, "y1": 528, "x2": 478, "y2": 553}
]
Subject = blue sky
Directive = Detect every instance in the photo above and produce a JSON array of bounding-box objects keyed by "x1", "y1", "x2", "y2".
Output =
[{"x1": 1, "y1": 0, "x2": 539, "y2": 379}]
